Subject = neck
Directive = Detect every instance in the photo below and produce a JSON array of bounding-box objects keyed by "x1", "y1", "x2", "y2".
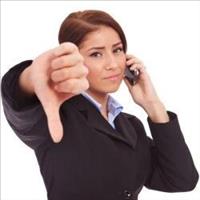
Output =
[{"x1": 86, "y1": 89, "x2": 109, "y2": 119}]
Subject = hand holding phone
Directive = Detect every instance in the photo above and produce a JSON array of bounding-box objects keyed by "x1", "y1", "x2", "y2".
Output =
[{"x1": 124, "y1": 66, "x2": 140, "y2": 85}]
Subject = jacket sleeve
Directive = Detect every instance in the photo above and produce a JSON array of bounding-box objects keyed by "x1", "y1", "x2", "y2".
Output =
[
  {"x1": 144, "y1": 111, "x2": 199, "y2": 192},
  {"x1": 1, "y1": 61, "x2": 51, "y2": 150}
]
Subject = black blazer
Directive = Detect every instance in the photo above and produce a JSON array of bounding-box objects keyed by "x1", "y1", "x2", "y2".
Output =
[{"x1": 1, "y1": 61, "x2": 199, "y2": 200}]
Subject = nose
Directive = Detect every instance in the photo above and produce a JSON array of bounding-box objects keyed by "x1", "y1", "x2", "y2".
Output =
[{"x1": 105, "y1": 53, "x2": 118, "y2": 70}]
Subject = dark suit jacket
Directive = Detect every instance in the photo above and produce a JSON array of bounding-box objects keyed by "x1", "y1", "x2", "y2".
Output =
[{"x1": 1, "y1": 61, "x2": 199, "y2": 200}]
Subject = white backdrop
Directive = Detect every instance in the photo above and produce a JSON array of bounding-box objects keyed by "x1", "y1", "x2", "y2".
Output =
[{"x1": 1, "y1": 1, "x2": 200, "y2": 200}]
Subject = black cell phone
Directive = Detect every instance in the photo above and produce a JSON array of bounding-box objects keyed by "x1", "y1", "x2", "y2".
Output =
[{"x1": 124, "y1": 65, "x2": 140, "y2": 85}]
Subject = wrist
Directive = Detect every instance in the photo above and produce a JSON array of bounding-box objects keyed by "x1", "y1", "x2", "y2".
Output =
[
  {"x1": 19, "y1": 66, "x2": 35, "y2": 96},
  {"x1": 143, "y1": 100, "x2": 169, "y2": 123}
]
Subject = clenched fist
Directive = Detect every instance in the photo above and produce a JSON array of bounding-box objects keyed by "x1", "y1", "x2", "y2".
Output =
[{"x1": 19, "y1": 42, "x2": 89, "y2": 143}]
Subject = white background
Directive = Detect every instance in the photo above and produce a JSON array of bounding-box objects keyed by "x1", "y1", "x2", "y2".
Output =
[{"x1": 1, "y1": 1, "x2": 200, "y2": 200}]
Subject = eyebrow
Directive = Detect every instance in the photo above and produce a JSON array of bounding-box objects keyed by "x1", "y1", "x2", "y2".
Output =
[{"x1": 87, "y1": 41, "x2": 123, "y2": 51}]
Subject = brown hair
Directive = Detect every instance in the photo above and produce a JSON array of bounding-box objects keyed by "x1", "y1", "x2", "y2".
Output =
[{"x1": 58, "y1": 10, "x2": 127, "y2": 52}]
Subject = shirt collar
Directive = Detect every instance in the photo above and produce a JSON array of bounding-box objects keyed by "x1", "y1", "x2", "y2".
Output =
[
  {"x1": 81, "y1": 91, "x2": 123, "y2": 114},
  {"x1": 81, "y1": 91, "x2": 102, "y2": 111},
  {"x1": 107, "y1": 95, "x2": 123, "y2": 116}
]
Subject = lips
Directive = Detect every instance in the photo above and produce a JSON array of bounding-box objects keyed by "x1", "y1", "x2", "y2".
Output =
[{"x1": 104, "y1": 73, "x2": 121, "y2": 80}]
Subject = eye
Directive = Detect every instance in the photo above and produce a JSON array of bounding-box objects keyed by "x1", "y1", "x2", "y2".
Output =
[
  {"x1": 90, "y1": 52, "x2": 102, "y2": 57},
  {"x1": 113, "y1": 47, "x2": 123, "y2": 54}
]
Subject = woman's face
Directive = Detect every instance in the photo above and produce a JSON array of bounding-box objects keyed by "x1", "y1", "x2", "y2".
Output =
[{"x1": 79, "y1": 26, "x2": 126, "y2": 96}]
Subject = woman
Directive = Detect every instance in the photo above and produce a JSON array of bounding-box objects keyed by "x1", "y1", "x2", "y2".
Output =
[{"x1": 1, "y1": 10, "x2": 198, "y2": 200}]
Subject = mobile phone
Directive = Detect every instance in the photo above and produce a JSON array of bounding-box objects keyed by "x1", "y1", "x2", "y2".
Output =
[{"x1": 124, "y1": 66, "x2": 140, "y2": 85}]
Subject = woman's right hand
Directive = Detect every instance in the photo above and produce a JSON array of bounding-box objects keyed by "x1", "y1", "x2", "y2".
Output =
[{"x1": 19, "y1": 42, "x2": 89, "y2": 143}]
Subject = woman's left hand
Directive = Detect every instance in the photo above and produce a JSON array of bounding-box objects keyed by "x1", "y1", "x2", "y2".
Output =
[{"x1": 124, "y1": 54, "x2": 169, "y2": 123}]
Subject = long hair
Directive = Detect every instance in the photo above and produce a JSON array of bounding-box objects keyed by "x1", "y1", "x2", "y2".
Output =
[{"x1": 58, "y1": 10, "x2": 127, "y2": 52}]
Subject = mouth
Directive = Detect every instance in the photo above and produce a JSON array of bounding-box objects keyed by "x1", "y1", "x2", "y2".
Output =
[{"x1": 103, "y1": 73, "x2": 122, "y2": 81}]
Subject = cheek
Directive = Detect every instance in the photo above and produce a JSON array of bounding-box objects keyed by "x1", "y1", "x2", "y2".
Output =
[
  {"x1": 86, "y1": 66, "x2": 102, "y2": 83},
  {"x1": 118, "y1": 54, "x2": 126, "y2": 69},
  {"x1": 83, "y1": 59, "x2": 103, "y2": 83}
]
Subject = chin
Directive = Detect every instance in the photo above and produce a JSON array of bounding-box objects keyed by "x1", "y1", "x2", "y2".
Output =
[
  {"x1": 101, "y1": 84, "x2": 120, "y2": 93},
  {"x1": 89, "y1": 81, "x2": 122, "y2": 95}
]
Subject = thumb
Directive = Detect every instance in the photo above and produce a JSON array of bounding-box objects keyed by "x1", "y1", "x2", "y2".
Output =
[{"x1": 44, "y1": 105, "x2": 63, "y2": 143}]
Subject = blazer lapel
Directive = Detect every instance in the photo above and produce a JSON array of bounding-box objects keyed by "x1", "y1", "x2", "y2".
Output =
[
  {"x1": 67, "y1": 95, "x2": 137, "y2": 149},
  {"x1": 114, "y1": 113, "x2": 138, "y2": 149}
]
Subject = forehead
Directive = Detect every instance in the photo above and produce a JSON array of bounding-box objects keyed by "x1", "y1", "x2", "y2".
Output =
[{"x1": 79, "y1": 26, "x2": 121, "y2": 49}]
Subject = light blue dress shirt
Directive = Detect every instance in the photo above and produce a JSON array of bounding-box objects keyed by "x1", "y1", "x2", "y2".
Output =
[{"x1": 81, "y1": 92, "x2": 123, "y2": 129}]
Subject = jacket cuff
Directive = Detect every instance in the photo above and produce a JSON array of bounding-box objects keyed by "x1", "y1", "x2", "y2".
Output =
[
  {"x1": 147, "y1": 111, "x2": 185, "y2": 144},
  {"x1": 2, "y1": 60, "x2": 39, "y2": 111}
]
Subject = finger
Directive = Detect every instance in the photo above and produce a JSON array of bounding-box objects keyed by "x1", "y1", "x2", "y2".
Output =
[
  {"x1": 53, "y1": 42, "x2": 78, "y2": 57},
  {"x1": 51, "y1": 53, "x2": 84, "y2": 70},
  {"x1": 126, "y1": 54, "x2": 143, "y2": 62},
  {"x1": 126, "y1": 58, "x2": 143, "y2": 66},
  {"x1": 130, "y1": 63, "x2": 146, "y2": 73},
  {"x1": 51, "y1": 65, "x2": 88, "y2": 83},
  {"x1": 126, "y1": 59, "x2": 135, "y2": 66},
  {"x1": 44, "y1": 105, "x2": 63, "y2": 143},
  {"x1": 126, "y1": 54, "x2": 136, "y2": 59},
  {"x1": 54, "y1": 78, "x2": 89, "y2": 94}
]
